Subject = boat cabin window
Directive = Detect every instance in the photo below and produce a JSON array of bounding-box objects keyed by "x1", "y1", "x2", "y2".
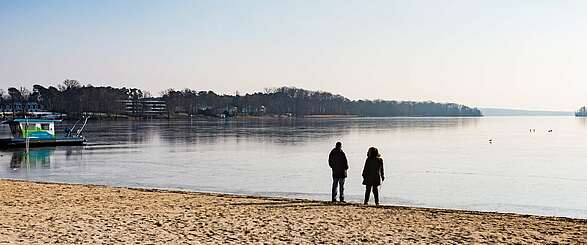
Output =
[
  {"x1": 41, "y1": 124, "x2": 50, "y2": 130},
  {"x1": 22, "y1": 124, "x2": 37, "y2": 132}
]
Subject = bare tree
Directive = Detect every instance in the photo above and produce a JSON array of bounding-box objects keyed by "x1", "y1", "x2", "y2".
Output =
[{"x1": 59, "y1": 79, "x2": 81, "y2": 91}]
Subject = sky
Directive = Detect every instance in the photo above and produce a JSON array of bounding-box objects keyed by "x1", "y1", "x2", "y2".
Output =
[{"x1": 1, "y1": 0, "x2": 587, "y2": 110}]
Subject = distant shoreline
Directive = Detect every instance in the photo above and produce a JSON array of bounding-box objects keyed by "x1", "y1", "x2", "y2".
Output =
[
  {"x1": 3, "y1": 83, "x2": 482, "y2": 119},
  {"x1": 1, "y1": 113, "x2": 486, "y2": 121}
]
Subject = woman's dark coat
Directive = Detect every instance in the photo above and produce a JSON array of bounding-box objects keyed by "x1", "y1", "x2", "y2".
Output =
[{"x1": 362, "y1": 157, "x2": 384, "y2": 186}]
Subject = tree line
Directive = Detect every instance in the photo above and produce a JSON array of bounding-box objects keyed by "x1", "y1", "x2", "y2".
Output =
[
  {"x1": 1, "y1": 80, "x2": 482, "y2": 118},
  {"x1": 0, "y1": 80, "x2": 147, "y2": 118},
  {"x1": 160, "y1": 86, "x2": 482, "y2": 117}
]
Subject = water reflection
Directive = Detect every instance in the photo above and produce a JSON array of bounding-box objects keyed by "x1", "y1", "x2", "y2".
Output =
[
  {"x1": 0, "y1": 118, "x2": 480, "y2": 146},
  {"x1": 75, "y1": 117, "x2": 480, "y2": 146},
  {"x1": 4, "y1": 146, "x2": 85, "y2": 170},
  {"x1": 9, "y1": 148, "x2": 54, "y2": 169}
]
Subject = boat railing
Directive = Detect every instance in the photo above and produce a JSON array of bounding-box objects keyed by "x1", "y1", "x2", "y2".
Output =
[
  {"x1": 76, "y1": 117, "x2": 89, "y2": 137},
  {"x1": 67, "y1": 117, "x2": 89, "y2": 138}
]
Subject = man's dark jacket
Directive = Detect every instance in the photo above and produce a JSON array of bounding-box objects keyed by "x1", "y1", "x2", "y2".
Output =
[{"x1": 329, "y1": 148, "x2": 348, "y2": 178}]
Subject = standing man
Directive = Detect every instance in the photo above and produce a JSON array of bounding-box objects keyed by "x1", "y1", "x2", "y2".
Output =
[{"x1": 329, "y1": 142, "x2": 348, "y2": 203}]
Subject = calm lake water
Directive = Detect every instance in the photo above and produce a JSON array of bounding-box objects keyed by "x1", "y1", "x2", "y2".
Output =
[{"x1": 1, "y1": 117, "x2": 587, "y2": 218}]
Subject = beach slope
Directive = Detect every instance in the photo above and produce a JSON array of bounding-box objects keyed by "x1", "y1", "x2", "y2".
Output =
[{"x1": 0, "y1": 180, "x2": 585, "y2": 244}]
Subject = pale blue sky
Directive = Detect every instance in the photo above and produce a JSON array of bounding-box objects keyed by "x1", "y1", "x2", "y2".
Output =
[{"x1": 1, "y1": 1, "x2": 587, "y2": 110}]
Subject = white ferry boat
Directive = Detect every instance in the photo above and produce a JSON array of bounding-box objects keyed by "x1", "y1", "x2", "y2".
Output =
[{"x1": 575, "y1": 107, "x2": 587, "y2": 117}]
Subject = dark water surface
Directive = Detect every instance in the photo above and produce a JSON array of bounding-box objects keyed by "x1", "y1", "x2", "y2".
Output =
[{"x1": 1, "y1": 117, "x2": 586, "y2": 218}]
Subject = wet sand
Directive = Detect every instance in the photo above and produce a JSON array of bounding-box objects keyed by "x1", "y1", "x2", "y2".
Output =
[{"x1": 0, "y1": 179, "x2": 585, "y2": 244}]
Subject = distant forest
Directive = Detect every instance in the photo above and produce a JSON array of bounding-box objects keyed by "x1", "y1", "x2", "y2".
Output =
[{"x1": 0, "y1": 80, "x2": 482, "y2": 118}]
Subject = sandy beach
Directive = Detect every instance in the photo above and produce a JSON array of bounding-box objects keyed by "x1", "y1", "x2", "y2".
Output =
[{"x1": 0, "y1": 179, "x2": 585, "y2": 244}]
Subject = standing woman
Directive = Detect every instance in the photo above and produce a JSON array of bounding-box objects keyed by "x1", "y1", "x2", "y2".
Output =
[{"x1": 362, "y1": 147, "x2": 385, "y2": 205}]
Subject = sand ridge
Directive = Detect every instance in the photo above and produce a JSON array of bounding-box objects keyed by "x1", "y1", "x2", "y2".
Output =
[{"x1": 0, "y1": 179, "x2": 585, "y2": 244}]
